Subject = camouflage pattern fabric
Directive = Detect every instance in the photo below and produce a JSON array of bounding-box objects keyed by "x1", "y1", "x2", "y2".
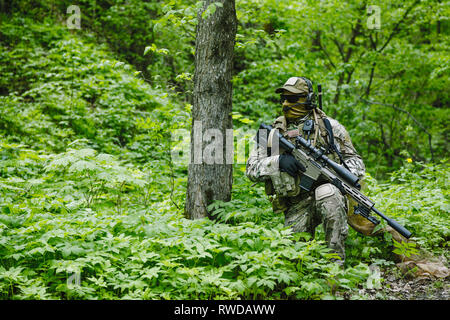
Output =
[
  {"x1": 246, "y1": 110, "x2": 365, "y2": 183},
  {"x1": 246, "y1": 110, "x2": 365, "y2": 262},
  {"x1": 284, "y1": 183, "x2": 348, "y2": 261}
]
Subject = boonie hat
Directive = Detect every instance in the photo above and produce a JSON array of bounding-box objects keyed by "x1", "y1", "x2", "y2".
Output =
[{"x1": 275, "y1": 77, "x2": 309, "y2": 94}]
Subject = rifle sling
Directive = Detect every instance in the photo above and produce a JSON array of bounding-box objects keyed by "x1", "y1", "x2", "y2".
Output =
[{"x1": 322, "y1": 118, "x2": 351, "y2": 172}]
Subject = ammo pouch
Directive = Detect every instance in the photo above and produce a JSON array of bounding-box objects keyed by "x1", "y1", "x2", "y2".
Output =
[
  {"x1": 264, "y1": 171, "x2": 301, "y2": 214},
  {"x1": 270, "y1": 171, "x2": 301, "y2": 198}
]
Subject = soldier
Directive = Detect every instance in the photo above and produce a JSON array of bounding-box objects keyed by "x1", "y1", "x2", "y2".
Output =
[{"x1": 246, "y1": 76, "x2": 366, "y2": 264}]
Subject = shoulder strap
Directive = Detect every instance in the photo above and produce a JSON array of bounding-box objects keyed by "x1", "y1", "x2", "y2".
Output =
[
  {"x1": 321, "y1": 118, "x2": 351, "y2": 171},
  {"x1": 322, "y1": 118, "x2": 336, "y2": 149}
]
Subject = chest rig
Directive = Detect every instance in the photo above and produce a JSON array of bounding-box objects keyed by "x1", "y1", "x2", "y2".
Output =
[
  {"x1": 274, "y1": 109, "x2": 340, "y2": 161},
  {"x1": 265, "y1": 109, "x2": 345, "y2": 213}
]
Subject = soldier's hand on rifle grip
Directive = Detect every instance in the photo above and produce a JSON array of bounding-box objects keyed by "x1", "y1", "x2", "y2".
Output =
[{"x1": 279, "y1": 154, "x2": 306, "y2": 177}]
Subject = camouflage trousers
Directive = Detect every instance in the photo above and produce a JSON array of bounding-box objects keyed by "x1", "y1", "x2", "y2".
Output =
[{"x1": 283, "y1": 183, "x2": 348, "y2": 262}]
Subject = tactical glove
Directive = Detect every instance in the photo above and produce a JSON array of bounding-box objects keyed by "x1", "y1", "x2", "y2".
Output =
[{"x1": 279, "y1": 154, "x2": 306, "y2": 177}]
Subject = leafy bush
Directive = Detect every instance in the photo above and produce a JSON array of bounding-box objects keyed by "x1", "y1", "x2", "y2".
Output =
[
  {"x1": 0, "y1": 143, "x2": 375, "y2": 299},
  {"x1": 0, "y1": 15, "x2": 176, "y2": 156}
]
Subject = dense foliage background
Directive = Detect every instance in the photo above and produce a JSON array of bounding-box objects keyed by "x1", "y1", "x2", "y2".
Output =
[{"x1": 0, "y1": 0, "x2": 448, "y2": 299}]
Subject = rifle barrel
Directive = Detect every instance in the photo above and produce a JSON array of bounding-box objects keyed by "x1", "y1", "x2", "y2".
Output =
[
  {"x1": 293, "y1": 135, "x2": 360, "y2": 188},
  {"x1": 372, "y1": 207, "x2": 412, "y2": 239}
]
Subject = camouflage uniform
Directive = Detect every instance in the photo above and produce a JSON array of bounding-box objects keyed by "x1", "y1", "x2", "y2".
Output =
[{"x1": 246, "y1": 78, "x2": 365, "y2": 262}]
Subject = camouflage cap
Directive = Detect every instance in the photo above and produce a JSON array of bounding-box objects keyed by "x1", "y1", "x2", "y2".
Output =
[{"x1": 275, "y1": 77, "x2": 309, "y2": 94}]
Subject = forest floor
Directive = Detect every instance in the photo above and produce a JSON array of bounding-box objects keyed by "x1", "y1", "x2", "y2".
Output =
[{"x1": 359, "y1": 269, "x2": 449, "y2": 300}]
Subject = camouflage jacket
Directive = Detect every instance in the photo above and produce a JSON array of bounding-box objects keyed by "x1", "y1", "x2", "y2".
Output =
[{"x1": 246, "y1": 109, "x2": 365, "y2": 211}]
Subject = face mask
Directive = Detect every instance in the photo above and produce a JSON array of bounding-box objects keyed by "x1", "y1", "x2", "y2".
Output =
[{"x1": 282, "y1": 97, "x2": 309, "y2": 119}]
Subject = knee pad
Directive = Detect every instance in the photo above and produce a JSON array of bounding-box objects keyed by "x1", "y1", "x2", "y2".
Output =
[{"x1": 314, "y1": 183, "x2": 336, "y2": 201}]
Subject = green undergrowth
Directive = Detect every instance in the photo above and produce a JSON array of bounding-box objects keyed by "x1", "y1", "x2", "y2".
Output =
[
  {"x1": 0, "y1": 15, "x2": 186, "y2": 159},
  {"x1": 0, "y1": 14, "x2": 448, "y2": 300},
  {"x1": 0, "y1": 145, "x2": 350, "y2": 299},
  {"x1": 0, "y1": 140, "x2": 447, "y2": 299},
  {"x1": 0, "y1": 143, "x2": 366, "y2": 299}
]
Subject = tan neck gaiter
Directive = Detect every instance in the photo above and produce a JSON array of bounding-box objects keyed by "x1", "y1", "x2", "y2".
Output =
[{"x1": 283, "y1": 104, "x2": 309, "y2": 120}]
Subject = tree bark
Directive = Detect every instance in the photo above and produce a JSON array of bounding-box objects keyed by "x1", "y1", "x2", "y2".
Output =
[{"x1": 184, "y1": 0, "x2": 237, "y2": 220}]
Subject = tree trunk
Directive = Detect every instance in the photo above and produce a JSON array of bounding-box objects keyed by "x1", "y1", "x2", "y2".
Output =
[{"x1": 184, "y1": 0, "x2": 237, "y2": 219}]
